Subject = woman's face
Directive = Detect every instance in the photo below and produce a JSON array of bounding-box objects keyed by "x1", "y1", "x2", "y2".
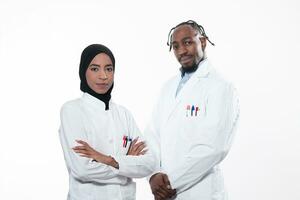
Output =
[{"x1": 85, "y1": 53, "x2": 114, "y2": 94}]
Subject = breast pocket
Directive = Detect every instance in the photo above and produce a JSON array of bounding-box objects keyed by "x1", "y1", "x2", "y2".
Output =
[
  {"x1": 118, "y1": 134, "x2": 133, "y2": 155},
  {"x1": 182, "y1": 99, "x2": 210, "y2": 142},
  {"x1": 184, "y1": 100, "x2": 207, "y2": 119}
]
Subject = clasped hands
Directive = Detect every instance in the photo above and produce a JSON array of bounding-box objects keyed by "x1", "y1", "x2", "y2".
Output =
[
  {"x1": 72, "y1": 138, "x2": 176, "y2": 199},
  {"x1": 149, "y1": 173, "x2": 176, "y2": 200}
]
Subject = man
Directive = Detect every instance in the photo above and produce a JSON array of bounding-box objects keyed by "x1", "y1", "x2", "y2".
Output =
[{"x1": 146, "y1": 20, "x2": 240, "y2": 200}]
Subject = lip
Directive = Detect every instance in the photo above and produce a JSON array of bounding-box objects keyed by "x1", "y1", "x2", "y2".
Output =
[
  {"x1": 95, "y1": 83, "x2": 109, "y2": 88},
  {"x1": 180, "y1": 56, "x2": 193, "y2": 64}
]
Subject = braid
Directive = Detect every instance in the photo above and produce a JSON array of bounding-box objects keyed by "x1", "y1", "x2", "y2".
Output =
[{"x1": 167, "y1": 20, "x2": 215, "y2": 51}]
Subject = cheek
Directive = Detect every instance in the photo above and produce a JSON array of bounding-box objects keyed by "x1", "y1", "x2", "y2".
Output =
[
  {"x1": 85, "y1": 71, "x2": 94, "y2": 83},
  {"x1": 174, "y1": 52, "x2": 180, "y2": 60},
  {"x1": 194, "y1": 46, "x2": 204, "y2": 59},
  {"x1": 108, "y1": 74, "x2": 114, "y2": 84}
]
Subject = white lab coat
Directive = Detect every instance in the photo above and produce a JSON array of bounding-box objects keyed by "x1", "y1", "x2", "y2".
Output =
[
  {"x1": 59, "y1": 93, "x2": 156, "y2": 200},
  {"x1": 146, "y1": 59, "x2": 240, "y2": 200}
]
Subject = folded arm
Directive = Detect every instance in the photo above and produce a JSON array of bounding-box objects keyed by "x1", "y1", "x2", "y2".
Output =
[{"x1": 59, "y1": 104, "x2": 127, "y2": 184}]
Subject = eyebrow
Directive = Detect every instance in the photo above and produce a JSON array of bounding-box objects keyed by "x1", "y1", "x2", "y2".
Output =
[
  {"x1": 172, "y1": 36, "x2": 192, "y2": 44},
  {"x1": 89, "y1": 64, "x2": 113, "y2": 67}
]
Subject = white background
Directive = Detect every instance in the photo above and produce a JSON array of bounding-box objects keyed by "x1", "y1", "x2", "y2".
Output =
[{"x1": 0, "y1": 0, "x2": 299, "y2": 199}]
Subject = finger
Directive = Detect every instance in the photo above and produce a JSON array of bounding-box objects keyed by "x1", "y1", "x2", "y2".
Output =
[
  {"x1": 132, "y1": 141, "x2": 145, "y2": 151},
  {"x1": 162, "y1": 174, "x2": 171, "y2": 189},
  {"x1": 153, "y1": 190, "x2": 165, "y2": 200},
  {"x1": 154, "y1": 194, "x2": 163, "y2": 200},
  {"x1": 130, "y1": 137, "x2": 139, "y2": 147},
  {"x1": 138, "y1": 149, "x2": 148, "y2": 155},
  {"x1": 72, "y1": 146, "x2": 87, "y2": 150},
  {"x1": 166, "y1": 188, "x2": 176, "y2": 198},
  {"x1": 76, "y1": 140, "x2": 89, "y2": 146},
  {"x1": 172, "y1": 189, "x2": 177, "y2": 196},
  {"x1": 73, "y1": 149, "x2": 90, "y2": 155},
  {"x1": 155, "y1": 189, "x2": 169, "y2": 199},
  {"x1": 165, "y1": 189, "x2": 176, "y2": 198},
  {"x1": 78, "y1": 154, "x2": 92, "y2": 158},
  {"x1": 158, "y1": 186, "x2": 174, "y2": 198},
  {"x1": 136, "y1": 144, "x2": 146, "y2": 154}
]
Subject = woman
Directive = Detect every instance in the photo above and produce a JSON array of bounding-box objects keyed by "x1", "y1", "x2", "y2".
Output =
[{"x1": 59, "y1": 44, "x2": 157, "y2": 200}]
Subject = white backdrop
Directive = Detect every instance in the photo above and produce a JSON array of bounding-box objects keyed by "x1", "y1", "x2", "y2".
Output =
[{"x1": 0, "y1": 0, "x2": 299, "y2": 199}]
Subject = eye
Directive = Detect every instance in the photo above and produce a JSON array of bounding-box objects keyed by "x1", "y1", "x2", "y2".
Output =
[
  {"x1": 184, "y1": 40, "x2": 192, "y2": 46},
  {"x1": 172, "y1": 44, "x2": 179, "y2": 50},
  {"x1": 90, "y1": 67, "x2": 99, "y2": 72},
  {"x1": 105, "y1": 66, "x2": 114, "y2": 72}
]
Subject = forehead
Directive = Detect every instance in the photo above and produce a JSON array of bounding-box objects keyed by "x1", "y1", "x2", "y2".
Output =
[
  {"x1": 90, "y1": 53, "x2": 112, "y2": 65},
  {"x1": 172, "y1": 25, "x2": 197, "y2": 42}
]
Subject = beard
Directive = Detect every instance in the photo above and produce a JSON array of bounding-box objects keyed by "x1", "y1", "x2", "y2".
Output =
[
  {"x1": 180, "y1": 62, "x2": 199, "y2": 74},
  {"x1": 180, "y1": 55, "x2": 204, "y2": 76},
  {"x1": 180, "y1": 47, "x2": 205, "y2": 75}
]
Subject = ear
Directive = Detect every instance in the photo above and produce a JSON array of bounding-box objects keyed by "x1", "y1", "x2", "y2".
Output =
[{"x1": 199, "y1": 37, "x2": 207, "y2": 50}]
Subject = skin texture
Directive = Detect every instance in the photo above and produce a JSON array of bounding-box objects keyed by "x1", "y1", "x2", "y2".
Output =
[
  {"x1": 149, "y1": 25, "x2": 208, "y2": 200},
  {"x1": 73, "y1": 138, "x2": 146, "y2": 169},
  {"x1": 73, "y1": 53, "x2": 146, "y2": 168},
  {"x1": 85, "y1": 53, "x2": 114, "y2": 94},
  {"x1": 171, "y1": 24, "x2": 207, "y2": 68},
  {"x1": 150, "y1": 173, "x2": 176, "y2": 200},
  {"x1": 126, "y1": 137, "x2": 148, "y2": 156}
]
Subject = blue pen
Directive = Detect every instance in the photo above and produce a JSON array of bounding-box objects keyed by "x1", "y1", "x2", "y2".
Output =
[
  {"x1": 191, "y1": 105, "x2": 195, "y2": 116},
  {"x1": 125, "y1": 136, "x2": 128, "y2": 147}
]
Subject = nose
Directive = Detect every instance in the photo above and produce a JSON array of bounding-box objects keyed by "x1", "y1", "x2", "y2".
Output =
[
  {"x1": 177, "y1": 45, "x2": 187, "y2": 56},
  {"x1": 98, "y1": 68, "x2": 107, "y2": 80}
]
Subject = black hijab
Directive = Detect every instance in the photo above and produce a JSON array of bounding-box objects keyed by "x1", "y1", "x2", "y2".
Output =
[{"x1": 79, "y1": 44, "x2": 115, "y2": 110}]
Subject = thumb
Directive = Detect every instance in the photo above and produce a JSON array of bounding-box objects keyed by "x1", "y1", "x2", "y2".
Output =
[{"x1": 162, "y1": 174, "x2": 171, "y2": 189}]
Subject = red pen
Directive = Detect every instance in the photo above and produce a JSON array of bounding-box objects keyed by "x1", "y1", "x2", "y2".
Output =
[
  {"x1": 186, "y1": 105, "x2": 191, "y2": 117},
  {"x1": 123, "y1": 136, "x2": 126, "y2": 147}
]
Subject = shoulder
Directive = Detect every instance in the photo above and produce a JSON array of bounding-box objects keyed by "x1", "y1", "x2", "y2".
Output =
[
  {"x1": 111, "y1": 102, "x2": 134, "y2": 118},
  {"x1": 205, "y1": 76, "x2": 238, "y2": 105},
  {"x1": 206, "y1": 65, "x2": 236, "y2": 93},
  {"x1": 60, "y1": 98, "x2": 82, "y2": 116}
]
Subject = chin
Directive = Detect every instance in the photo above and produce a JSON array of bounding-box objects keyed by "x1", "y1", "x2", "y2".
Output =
[
  {"x1": 182, "y1": 64, "x2": 194, "y2": 68},
  {"x1": 94, "y1": 90, "x2": 108, "y2": 94}
]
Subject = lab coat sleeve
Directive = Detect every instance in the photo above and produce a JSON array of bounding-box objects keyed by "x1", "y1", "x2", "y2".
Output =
[
  {"x1": 114, "y1": 109, "x2": 158, "y2": 178},
  {"x1": 168, "y1": 83, "x2": 240, "y2": 194},
  {"x1": 144, "y1": 96, "x2": 164, "y2": 181},
  {"x1": 59, "y1": 103, "x2": 127, "y2": 184}
]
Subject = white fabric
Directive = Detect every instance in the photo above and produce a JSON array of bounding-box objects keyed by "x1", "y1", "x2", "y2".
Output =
[
  {"x1": 176, "y1": 72, "x2": 193, "y2": 96},
  {"x1": 59, "y1": 93, "x2": 156, "y2": 200},
  {"x1": 146, "y1": 59, "x2": 240, "y2": 200}
]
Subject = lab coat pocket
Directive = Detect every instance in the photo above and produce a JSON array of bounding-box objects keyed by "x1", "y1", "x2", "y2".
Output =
[
  {"x1": 183, "y1": 102, "x2": 211, "y2": 143},
  {"x1": 119, "y1": 134, "x2": 132, "y2": 155},
  {"x1": 183, "y1": 98, "x2": 207, "y2": 119}
]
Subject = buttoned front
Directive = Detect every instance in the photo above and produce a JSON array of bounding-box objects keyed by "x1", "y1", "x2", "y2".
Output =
[
  {"x1": 59, "y1": 93, "x2": 156, "y2": 200},
  {"x1": 146, "y1": 59, "x2": 240, "y2": 200}
]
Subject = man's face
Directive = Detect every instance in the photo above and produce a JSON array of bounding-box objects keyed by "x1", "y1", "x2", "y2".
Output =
[
  {"x1": 171, "y1": 25, "x2": 206, "y2": 68},
  {"x1": 85, "y1": 53, "x2": 114, "y2": 94}
]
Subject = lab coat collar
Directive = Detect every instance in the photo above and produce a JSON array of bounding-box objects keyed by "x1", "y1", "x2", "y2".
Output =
[
  {"x1": 164, "y1": 59, "x2": 214, "y2": 123},
  {"x1": 193, "y1": 58, "x2": 212, "y2": 78},
  {"x1": 82, "y1": 92, "x2": 112, "y2": 111},
  {"x1": 175, "y1": 59, "x2": 213, "y2": 98}
]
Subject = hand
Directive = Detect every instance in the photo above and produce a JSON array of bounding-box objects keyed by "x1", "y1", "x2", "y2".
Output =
[
  {"x1": 149, "y1": 173, "x2": 176, "y2": 200},
  {"x1": 72, "y1": 140, "x2": 107, "y2": 163},
  {"x1": 127, "y1": 137, "x2": 147, "y2": 156}
]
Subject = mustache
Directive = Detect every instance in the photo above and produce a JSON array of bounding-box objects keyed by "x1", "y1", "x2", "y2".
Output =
[{"x1": 179, "y1": 55, "x2": 193, "y2": 61}]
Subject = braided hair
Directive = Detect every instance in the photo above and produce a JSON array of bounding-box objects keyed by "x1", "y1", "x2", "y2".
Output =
[{"x1": 167, "y1": 20, "x2": 215, "y2": 51}]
